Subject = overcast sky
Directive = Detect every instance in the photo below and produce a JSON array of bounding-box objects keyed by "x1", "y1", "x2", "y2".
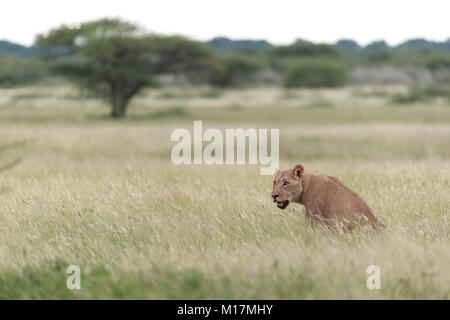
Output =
[{"x1": 1, "y1": 0, "x2": 449, "y2": 46}]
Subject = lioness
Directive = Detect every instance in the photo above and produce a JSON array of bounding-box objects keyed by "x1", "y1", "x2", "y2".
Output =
[{"x1": 271, "y1": 164, "x2": 384, "y2": 229}]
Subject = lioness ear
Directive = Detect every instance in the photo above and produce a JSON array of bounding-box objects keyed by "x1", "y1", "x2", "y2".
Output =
[
  {"x1": 292, "y1": 164, "x2": 304, "y2": 179},
  {"x1": 274, "y1": 169, "x2": 280, "y2": 177}
]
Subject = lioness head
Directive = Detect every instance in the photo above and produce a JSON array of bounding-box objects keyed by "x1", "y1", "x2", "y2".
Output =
[{"x1": 271, "y1": 164, "x2": 304, "y2": 209}]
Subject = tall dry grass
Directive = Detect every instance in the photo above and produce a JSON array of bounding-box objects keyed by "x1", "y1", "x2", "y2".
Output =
[{"x1": 0, "y1": 86, "x2": 449, "y2": 298}]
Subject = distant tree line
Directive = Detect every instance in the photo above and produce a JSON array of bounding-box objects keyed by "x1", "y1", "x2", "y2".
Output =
[{"x1": 0, "y1": 18, "x2": 450, "y2": 117}]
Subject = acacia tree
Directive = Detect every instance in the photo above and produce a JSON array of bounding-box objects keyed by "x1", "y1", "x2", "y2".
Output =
[
  {"x1": 37, "y1": 19, "x2": 214, "y2": 118},
  {"x1": 36, "y1": 19, "x2": 154, "y2": 118}
]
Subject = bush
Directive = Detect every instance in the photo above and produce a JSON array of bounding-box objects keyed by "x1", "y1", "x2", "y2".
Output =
[
  {"x1": 207, "y1": 54, "x2": 262, "y2": 88},
  {"x1": 424, "y1": 52, "x2": 450, "y2": 70},
  {"x1": 283, "y1": 58, "x2": 348, "y2": 88},
  {"x1": 0, "y1": 57, "x2": 48, "y2": 87},
  {"x1": 390, "y1": 85, "x2": 450, "y2": 104},
  {"x1": 390, "y1": 49, "x2": 450, "y2": 71}
]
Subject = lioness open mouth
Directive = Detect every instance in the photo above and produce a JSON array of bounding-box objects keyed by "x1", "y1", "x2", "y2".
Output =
[{"x1": 276, "y1": 200, "x2": 289, "y2": 209}]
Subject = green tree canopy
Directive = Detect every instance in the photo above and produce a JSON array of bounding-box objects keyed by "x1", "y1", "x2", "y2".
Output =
[
  {"x1": 148, "y1": 36, "x2": 214, "y2": 83},
  {"x1": 36, "y1": 18, "x2": 214, "y2": 118},
  {"x1": 36, "y1": 18, "x2": 153, "y2": 118}
]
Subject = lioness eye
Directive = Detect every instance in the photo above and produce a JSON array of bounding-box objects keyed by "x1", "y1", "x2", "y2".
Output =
[{"x1": 282, "y1": 181, "x2": 288, "y2": 186}]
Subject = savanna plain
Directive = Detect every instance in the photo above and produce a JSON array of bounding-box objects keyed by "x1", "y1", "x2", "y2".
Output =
[{"x1": 0, "y1": 85, "x2": 449, "y2": 299}]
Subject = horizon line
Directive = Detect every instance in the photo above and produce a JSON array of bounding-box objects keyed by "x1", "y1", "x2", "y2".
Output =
[{"x1": 1, "y1": 34, "x2": 450, "y2": 49}]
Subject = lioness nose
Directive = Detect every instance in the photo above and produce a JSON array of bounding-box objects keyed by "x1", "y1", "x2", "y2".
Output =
[{"x1": 272, "y1": 194, "x2": 279, "y2": 199}]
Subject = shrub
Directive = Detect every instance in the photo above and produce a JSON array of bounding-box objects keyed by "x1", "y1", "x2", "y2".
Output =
[
  {"x1": 390, "y1": 85, "x2": 450, "y2": 104},
  {"x1": 0, "y1": 57, "x2": 48, "y2": 87},
  {"x1": 390, "y1": 49, "x2": 450, "y2": 71},
  {"x1": 207, "y1": 54, "x2": 262, "y2": 88},
  {"x1": 283, "y1": 58, "x2": 348, "y2": 88}
]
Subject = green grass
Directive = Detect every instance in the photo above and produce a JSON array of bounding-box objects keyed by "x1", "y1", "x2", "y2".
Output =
[
  {"x1": 0, "y1": 260, "x2": 318, "y2": 299},
  {"x1": 0, "y1": 86, "x2": 449, "y2": 299},
  {"x1": 1, "y1": 103, "x2": 450, "y2": 126}
]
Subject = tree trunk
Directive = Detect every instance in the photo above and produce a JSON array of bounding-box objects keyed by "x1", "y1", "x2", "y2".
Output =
[
  {"x1": 109, "y1": 83, "x2": 140, "y2": 119},
  {"x1": 110, "y1": 97, "x2": 128, "y2": 119}
]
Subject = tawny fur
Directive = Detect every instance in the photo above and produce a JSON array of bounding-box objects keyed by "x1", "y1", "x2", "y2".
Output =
[{"x1": 271, "y1": 164, "x2": 384, "y2": 230}]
